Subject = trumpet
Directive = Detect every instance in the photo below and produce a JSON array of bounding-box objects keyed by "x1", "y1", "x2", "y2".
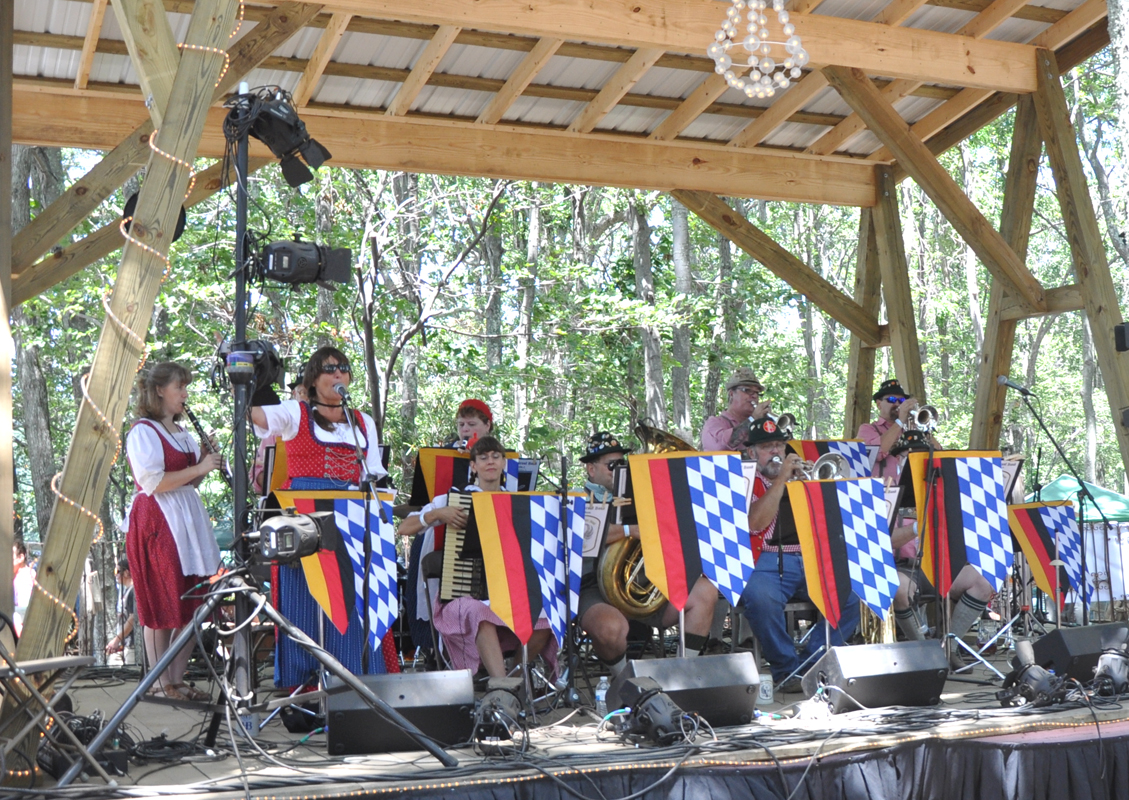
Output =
[
  {"x1": 768, "y1": 412, "x2": 796, "y2": 434},
  {"x1": 184, "y1": 405, "x2": 234, "y2": 490},
  {"x1": 909, "y1": 404, "x2": 940, "y2": 432},
  {"x1": 797, "y1": 452, "x2": 850, "y2": 481}
]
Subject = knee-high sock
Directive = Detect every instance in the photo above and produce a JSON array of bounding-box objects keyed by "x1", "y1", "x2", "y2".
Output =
[
  {"x1": 949, "y1": 593, "x2": 988, "y2": 641},
  {"x1": 894, "y1": 607, "x2": 924, "y2": 641}
]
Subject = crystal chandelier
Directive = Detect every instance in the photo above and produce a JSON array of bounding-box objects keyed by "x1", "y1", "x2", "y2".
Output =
[{"x1": 707, "y1": 0, "x2": 809, "y2": 99}]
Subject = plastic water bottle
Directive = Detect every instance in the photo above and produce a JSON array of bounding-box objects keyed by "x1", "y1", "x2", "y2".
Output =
[{"x1": 595, "y1": 675, "x2": 610, "y2": 717}]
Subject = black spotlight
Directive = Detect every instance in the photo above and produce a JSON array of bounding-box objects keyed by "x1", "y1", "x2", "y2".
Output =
[
  {"x1": 997, "y1": 639, "x2": 1064, "y2": 708},
  {"x1": 261, "y1": 238, "x2": 352, "y2": 287},
  {"x1": 225, "y1": 88, "x2": 332, "y2": 188}
]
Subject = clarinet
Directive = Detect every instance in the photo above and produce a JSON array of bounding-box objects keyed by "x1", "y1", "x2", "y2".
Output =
[{"x1": 183, "y1": 405, "x2": 234, "y2": 490}]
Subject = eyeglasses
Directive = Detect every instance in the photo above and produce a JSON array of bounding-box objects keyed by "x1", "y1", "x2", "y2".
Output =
[
  {"x1": 734, "y1": 385, "x2": 762, "y2": 396},
  {"x1": 884, "y1": 395, "x2": 906, "y2": 404},
  {"x1": 321, "y1": 363, "x2": 351, "y2": 375}
]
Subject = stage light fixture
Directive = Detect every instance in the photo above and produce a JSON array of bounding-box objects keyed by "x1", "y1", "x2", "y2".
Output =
[
  {"x1": 997, "y1": 639, "x2": 1064, "y2": 708},
  {"x1": 1093, "y1": 626, "x2": 1129, "y2": 696},
  {"x1": 615, "y1": 676, "x2": 686, "y2": 746},
  {"x1": 248, "y1": 91, "x2": 332, "y2": 187},
  {"x1": 258, "y1": 510, "x2": 335, "y2": 563},
  {"x1": 261, "y1": 238, "x2": 352, "y2": 288}
]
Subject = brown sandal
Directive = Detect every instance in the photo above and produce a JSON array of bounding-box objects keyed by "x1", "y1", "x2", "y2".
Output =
[{"x1": 168, "y1": 683, "x2": 209, "y2": 701}]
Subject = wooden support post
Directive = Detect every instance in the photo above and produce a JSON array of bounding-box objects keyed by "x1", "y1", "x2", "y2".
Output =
[
  {"x1": 0, "y1": 0, "x2": 15, "y2": 624},
  {"x1": 824, "y1": 65, "x2": 1047, "y2": 313},
  {"x1": 1032, "y1": 48, "x2": 1129, "y2": 475},
  {"x1": 970, "y1": 95, "x2": 1040, "y2": 450},
  {"x1": 871, "y1": 167, "x2": 926, "y2": 402},
  {"x1": 844, "y1": 209, "x2": 881, "y2": 438},
  {"x1": 15, "y1": 0, "x2": 240, "y2": 666},
  {"x1": 672, "y1": 189, "x2": 882, "y2": 345},
  {"x1": 10, "y1": 2, "x2": 323, "y2": 280}
]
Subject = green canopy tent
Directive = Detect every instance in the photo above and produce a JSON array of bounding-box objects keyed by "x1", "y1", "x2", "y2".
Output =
[{"x1": 1027, "y1": 476, "x2": 1129, "y2": 524}]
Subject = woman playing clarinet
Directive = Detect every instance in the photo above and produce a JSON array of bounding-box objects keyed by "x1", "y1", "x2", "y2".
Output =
[{"x1": 125, "y1": 362, "x2": 222, "y2": 701}]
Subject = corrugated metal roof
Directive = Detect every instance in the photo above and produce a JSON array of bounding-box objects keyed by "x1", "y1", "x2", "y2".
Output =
[{"x1": 10, "y1": 0, "x2": 1105, "y2": 161}]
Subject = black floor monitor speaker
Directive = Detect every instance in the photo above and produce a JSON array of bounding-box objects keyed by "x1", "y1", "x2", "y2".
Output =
[
  {"x1": 1031, "y1": 623, "x2": 1129, "y2": 682},
  {"x1": 607, "y1": 652, "x2": 760, "y2": 727},
  {"x1": 801, "y1": 641, "x2": 948, "y2": 714},
  {"x1": 325, "y1": 670, "x2": 475, "y2": 754}
]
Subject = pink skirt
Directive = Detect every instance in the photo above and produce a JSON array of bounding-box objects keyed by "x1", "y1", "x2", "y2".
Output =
[
  {"x1": 127, "y1": 495, "x2": 206, "y2": 630},
  {"x1": 432, "y1": 596, "x2": 558, "y2": 677}
]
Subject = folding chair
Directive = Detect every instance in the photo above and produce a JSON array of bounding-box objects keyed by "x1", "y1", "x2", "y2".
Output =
[{"x1": 0, "y1": 613, "x2": 113, "y2": 782}]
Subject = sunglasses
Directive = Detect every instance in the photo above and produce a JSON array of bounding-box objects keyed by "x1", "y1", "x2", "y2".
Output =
[
  {"x1": 884, "y1": 395, "x2": 906, "y2": 404},
  {"x1": 321, "y1": 363, "x2": 352, "y2": 375}
]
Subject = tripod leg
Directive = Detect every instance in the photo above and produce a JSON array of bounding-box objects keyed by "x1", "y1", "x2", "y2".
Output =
[{"x1": 58, "y1": 588, "x2": 229, "y2": 787}]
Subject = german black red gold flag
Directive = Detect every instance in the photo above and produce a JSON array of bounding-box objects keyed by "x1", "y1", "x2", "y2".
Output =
[
  {"x1": 786, "y1": 481, "x2": 853, "y2": 628},
  {"x1": 1009, "y1": 501, "x2": 1079, "y2": 607},
  {"x1": 410, "y1": 448, "x2": 472, "y2": 506},
  {"x1": 471, "y1": 492, "x2": 546, "y2": 644}
]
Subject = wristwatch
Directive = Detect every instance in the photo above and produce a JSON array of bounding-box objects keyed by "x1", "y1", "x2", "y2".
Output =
[{"x1": 895, "y1": 418, "x2": 906, "y2": 430}]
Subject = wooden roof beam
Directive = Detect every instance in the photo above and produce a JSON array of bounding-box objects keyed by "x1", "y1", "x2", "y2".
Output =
[
  {"x1": 12, "y1": 89, "x2": 879, "y2": 206},
  {"x1": 292, "y1": 11, "x2": 352, "y2": 107},
  {"x1": 477, "y1": 37, "x2": 562, "y2": 125},
  {"x1": 807, "y1": 0, "x2": 1029, "y2": 156},
  {"x1": 568, "y1": 47, "x2": 664, "y2": 134},
  {"x1": 323, "y1": 0, "x2": 1041, "y2": 92},
  {"x1": 825, "y1": 65, "x2": 1046, "y2": 311},
  {"x1": 386, "y1": 24, "x2": 460, "y2": 116},
  {"x1": 110, "y1": 0, "x2": 183, "y2": 127},
  {"x1": 649, "y1": 72, "x2": 733, "y2": 141},
  {"x1": 14, "y1": 157, "x2": 271, "y2": 303},
  {"x1": 871, "y1": 0, "x2": 1109, "y2": 162},
  {"x1": 730, "y1": 0, "x2": 930, "y2": 150},
  {"x1": 10, "y1": 2, "x2": 323, "y2": 275},
  {"x1": 673, "y1": 189, "x2": 883, "y2": 345},
  {"x1": 75, "y1": 0, "x2": 109, "y2": 90}
]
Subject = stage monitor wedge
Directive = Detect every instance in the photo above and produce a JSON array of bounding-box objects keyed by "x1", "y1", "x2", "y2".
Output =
[
  {"x1": 607, "y1": 652, "x2": 759, "y2": 727},
  {"x1": 1032, "y1": 623, "x2": 1129, "y2": 683},
  {"x1": 801, "y1": 641, "x2": 948, "y2": 713},
  {"x1": 325, "y1": 670, "x2": 475, "y2": 754}
]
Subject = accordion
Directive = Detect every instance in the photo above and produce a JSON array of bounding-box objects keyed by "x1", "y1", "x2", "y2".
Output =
[{"x1": 439, "y1": 491, "x2": 488, "y2": 602}]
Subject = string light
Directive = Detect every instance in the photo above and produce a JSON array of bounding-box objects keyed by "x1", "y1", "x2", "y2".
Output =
[{"x1": 707, "y1": 0, "x2": 807, "y2": 99}]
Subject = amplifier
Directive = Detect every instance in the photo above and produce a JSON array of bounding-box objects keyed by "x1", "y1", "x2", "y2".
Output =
[
  {"x1": 1032, "y1": 623, "x2": 1129, "y2": 683},
  {"x1": 801, "y1": 641, "x2": 948, "y2": 713},
  {"x1": 607, "y1": 653, "x2": 760, "y2": 727},
  {"x1": 325, "y1": 670, "x2": 475, "y2": 754}
]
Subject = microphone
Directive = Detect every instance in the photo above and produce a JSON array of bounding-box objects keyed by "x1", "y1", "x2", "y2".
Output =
[
  {"x1": 334, "y1": 384, "x2": 351, "y2": 402},
  {"x1": 997, "y1": 375, "x2": 1034, "y2": 396}
]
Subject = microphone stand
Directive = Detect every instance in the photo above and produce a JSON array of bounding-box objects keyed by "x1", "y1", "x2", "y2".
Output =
[
  {"x1": 337, "y1": 387, "x2": 381, "y2": 673},
  {"x1": 1015, "y1": 391, "x2": 1110, "y2": 625}
]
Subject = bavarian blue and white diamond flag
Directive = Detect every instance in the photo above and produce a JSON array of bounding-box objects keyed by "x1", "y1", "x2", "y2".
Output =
[
  {"x1": 524, "y1": 493, "x2": 586, "y2": 648},
  {"x1": 685, "y1": 454, "x2": 755, "y2": 607},
  {"x1": 335, "y1": 492, "x2": 399, "y2": 651},
  {"x1": 835, "y1": 478, "x2": 900, "y2": 619}
]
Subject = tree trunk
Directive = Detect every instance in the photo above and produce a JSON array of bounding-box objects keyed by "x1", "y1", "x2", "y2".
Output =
[
  {"x1": 514, "y1": 186, "x2": 539, "y2": 449},
  {"x1": 960, "y1": 145, "x2": 985, "y2": 355},
  {"x1": 632, "y1": 199, "x2": 666, "y2": 429},
  {"x1": 1109, "y1": 0, "x2": 1128, "y2": 171},
  {"x1": 703, "y1": 229, "x2": 735, "y2": 421},
  {"x1": 1082, "y1": 316, "x2": 1099, "y2": 483},
  {"x1": 483, "y1": 205, "x2": 505, "y2": 370},
  {"x1": 11, "y1": 146, "x2": 63, "y2": 539},
  {"x1": 670, "y1": 197, "x2": 692, "y2": 433},
  {"x1": 392, "y1": 172, "x2": 422, "y2": 468}
]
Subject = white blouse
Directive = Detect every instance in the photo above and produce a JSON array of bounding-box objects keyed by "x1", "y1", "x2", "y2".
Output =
[
  {"x1": 125, "y1": 422, "x2": 220, "y2": 578},
  {"x1": 253, "y1": 400, "x2": 387, "y2": 480}
]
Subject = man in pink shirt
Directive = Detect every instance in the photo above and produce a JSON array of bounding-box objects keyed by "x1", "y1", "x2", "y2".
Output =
[
  {"x1": 856, "y1": 378, "x2": 917, "y2": 480},
  {"x1": 700, "y1": 368, "x2": 772, "y2": 451}
]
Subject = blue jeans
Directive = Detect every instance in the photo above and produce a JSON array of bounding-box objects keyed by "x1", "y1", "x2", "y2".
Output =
[{"x1": 741, "y1": 550, "x2": 860, "y2": 682}]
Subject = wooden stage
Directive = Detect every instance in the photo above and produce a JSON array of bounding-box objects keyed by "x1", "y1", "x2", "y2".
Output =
[{"x1": 41, "y1": 646, "x2": 1129, "y2": 800}]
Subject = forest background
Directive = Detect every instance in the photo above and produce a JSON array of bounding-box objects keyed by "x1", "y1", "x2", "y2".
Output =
[{"x1": 8, "y1": 46, "x2": 1128, "y2": 548}]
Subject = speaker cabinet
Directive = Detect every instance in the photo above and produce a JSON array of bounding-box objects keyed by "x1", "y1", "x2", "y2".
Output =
[
  {"x1": 607, "y1": 653, "x2": 760, "y2": 727},
  {"x1": 801, "y1": 641, "x2": 948, "y2": 713},
  {"x1": 1032, "y1": 623, "x2": 1129, "y2": 683},
  {"x1": 325, "y1": 670, "x2": 475, "y2": 754}
]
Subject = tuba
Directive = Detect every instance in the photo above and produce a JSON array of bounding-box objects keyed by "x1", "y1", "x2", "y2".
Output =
[{"x1": 596, "y1": 422, "x2": 695, "y2": 619}]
